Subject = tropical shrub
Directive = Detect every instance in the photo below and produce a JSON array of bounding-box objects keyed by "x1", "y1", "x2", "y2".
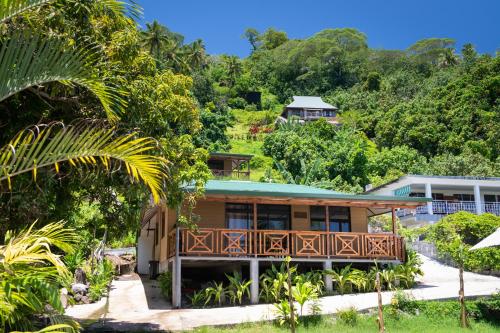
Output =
[
  {"x1": 337, "y1": 307, "x2": 359, "y2": 326},
  {"x1": 204, "y1": 281, "x2": 227, "y2": 307},
  {"x1": 428, "y1": 212, "x2": 500, "y2": 271},
  {"x1": 226, "y1": 271, "x2": 252, "y2": 305},
  {"x1": 395, "y1": 249, "x2": 423, "y2": 288},
  {"x1": 326, "y1": 265, "x2": 357, "y2": 294},
  {"x1": 0, "y1": 222, "x2": 79, "y2": 332},
  {"x1": 291, "y1": 280, "x2": 319, "y2": 316},
  {"x1": 87, "y1": 259, "x2": 115, "y2": 302},
  {"x1": 158, "y1": 271, "x2": 173, "y2": 301},
  {"x1": 274, "y1": 299, "x2": 298, "y2": 327},
  {"x1": 189, "y1": 290, "x2": 206, "y2": 307},
  {"x1": 474, "y1": 293, "x2": 500, "y2": 324}
]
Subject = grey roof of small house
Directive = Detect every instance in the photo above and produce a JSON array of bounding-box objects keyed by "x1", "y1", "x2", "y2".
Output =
[{"x1": 286, "y1": 96, "x2": 337, "y2": 110}]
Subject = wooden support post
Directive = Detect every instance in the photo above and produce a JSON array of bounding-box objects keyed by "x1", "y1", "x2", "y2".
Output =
[
  {"x1": 376, "y1": 271, "x2": 385, "y2": 332},
  {"x1": 391, "y1": 208, "x2": 397, "y2": 235},
  {"x1": 286, "y1": 258, "x2": 296, "y2": 333}
]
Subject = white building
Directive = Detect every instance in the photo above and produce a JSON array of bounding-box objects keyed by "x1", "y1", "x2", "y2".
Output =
[{"x1": 366, "y1": 175, "x2": 500, "y2": 227}]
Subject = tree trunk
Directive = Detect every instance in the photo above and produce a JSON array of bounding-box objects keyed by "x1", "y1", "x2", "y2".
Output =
[
  {"x1": 376, "y1": 271, "x2": 385, "y2": 333},
  {"x1": 459, "y1": 266, "x2": 469, "y2": 328},
  {"x1": 286, "y1": 259, "x2": 296, "y2": 333}
]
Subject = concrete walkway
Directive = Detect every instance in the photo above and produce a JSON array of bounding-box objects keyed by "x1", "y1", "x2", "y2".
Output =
[{"x1": 66, "y1": 255, "x2": 500, "y2": 331}]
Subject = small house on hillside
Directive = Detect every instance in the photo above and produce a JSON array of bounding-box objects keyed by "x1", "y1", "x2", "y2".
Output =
[
  {"x1": 207, "y1": 152, "x2": 253, "y2": 179},
  {"x1": 280, "y1": 96, "x2": 339, "y2": 125}
]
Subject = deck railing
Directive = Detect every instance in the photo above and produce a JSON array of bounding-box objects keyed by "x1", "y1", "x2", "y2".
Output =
[
  {"x1": 397, "y1": 200, "x2": 492, "y2": 217},
  {"x1": 211, "y1": 169, "x2": 250, "y2": 179},
  {"x1": 168, "y1": 228, "x2": 404, "y2": 261}
]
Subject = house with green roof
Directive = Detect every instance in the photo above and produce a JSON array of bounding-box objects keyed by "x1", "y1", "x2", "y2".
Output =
[{"x1": 138, "y1": 179, "x2": 429, "y2": 307}]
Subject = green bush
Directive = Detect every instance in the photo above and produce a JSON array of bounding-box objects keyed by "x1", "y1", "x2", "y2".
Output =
[
  {"x1": 337, "y1": 307, "x2": 359, "y2": 326},
  {"x1": 228, "y1": 97, "x2": 247, "y2": 109},
  {"x1": 474, "y1": 293, "x2": 500, "y2": 323},
  {"x1": 429, "y1": 212, "x2": 500, "y2": 271},
  {"x1": 87, "y1": 259, "x2": 114, "y2": 302},
  {"x1": 158, "y1": 271, "x2": 172, "y2": 301}
]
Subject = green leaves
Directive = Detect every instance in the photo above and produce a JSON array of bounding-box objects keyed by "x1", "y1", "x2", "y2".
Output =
[
  {"x1": 0, "y1": 122, "x2": 166, "y2": 203},
  {"x1": 0, "y1": 0, "x2": 51, "y2": 23},
  {"x1": 0, "y1": 34, "x2": 126, "y2": 121},
  {"x1": 0, "y1": 222, "x2": 79, "y2": 331}
]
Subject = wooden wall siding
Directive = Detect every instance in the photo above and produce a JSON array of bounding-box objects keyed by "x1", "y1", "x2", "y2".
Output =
[
  {"x1": 223, "y1": 159, "x2": 232, "y2": 172},
  {"x1": 159, "y1": 209, "x2": 168, "y2": 262},
  {"x1": 291, "y1": 205, "x2": 310, "y2": 230},
  {"x1": 193, "y1": 201, "x2": 226, "y2": 228},
  {"x1": 351, "y1": 207, "x2": 368, "y2": 232}
]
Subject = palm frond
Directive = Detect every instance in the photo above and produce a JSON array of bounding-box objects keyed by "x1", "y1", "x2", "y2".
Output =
[
  {"x1": 0, "y1": 222, "x2": 79, "y2": 332},
  {"x1": 96, "y1": 0, "x2": 142, "y2": 20},
  {"x1": 0, "y1": 0, "x2": 51, "y2": 23},
  {"x1": 0, "y1": 122, "x2": 166, "y2": 202},
  {"x1": 0, "y1": 34, "x2": 126, "y2": 121}
]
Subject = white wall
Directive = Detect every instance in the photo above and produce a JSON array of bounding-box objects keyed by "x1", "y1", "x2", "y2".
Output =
[{"x1": 137, "y1": 224, "x2": 155, "y2": 275}]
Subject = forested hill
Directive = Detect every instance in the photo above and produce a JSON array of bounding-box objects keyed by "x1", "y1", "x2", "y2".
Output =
[{"x1": 191, "y1": 27, "x2": 499, "y2": 192}]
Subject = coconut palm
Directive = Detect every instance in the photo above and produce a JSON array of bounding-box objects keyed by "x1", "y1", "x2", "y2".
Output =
[
  {"x1": 0, "y1": 222, "x2": 79, "y2": 332},
  {"x1": 141, "y1": 20, "x2": 172, "y2": 58},
  {"x1": 185, "y1": 39, "x2": 206, "y2": 70}
]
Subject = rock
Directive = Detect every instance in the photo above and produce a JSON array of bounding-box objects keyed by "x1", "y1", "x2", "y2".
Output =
[
  {"x1": 74, "y1": 293, "x2": 82, "y2": 302},
  {"x1": 81, "y1": 295, "x2": 90, "y2": 304},
  {"x1": 75, "y1": 268, "x2": 87, "y2": 285},
  {"x1": 71, "y1": 283, "x2": 88, "y2": 295}
]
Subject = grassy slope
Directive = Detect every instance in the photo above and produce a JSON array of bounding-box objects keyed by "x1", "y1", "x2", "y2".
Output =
[{"x1": 227, "y1": 109, "x2": 280, "y2": 181}]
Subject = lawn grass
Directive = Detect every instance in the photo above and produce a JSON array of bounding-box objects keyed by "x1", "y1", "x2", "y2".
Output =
[{"x1": 191, "y1": 312, "x2": 499, "y2": 333}]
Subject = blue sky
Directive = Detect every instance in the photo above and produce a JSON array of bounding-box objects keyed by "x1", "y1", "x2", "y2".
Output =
[{"x1": 137, "y1": 0, "x2": 499, "y2": 57}]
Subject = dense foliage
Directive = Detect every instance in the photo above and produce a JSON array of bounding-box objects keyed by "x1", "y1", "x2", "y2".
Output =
[{"x1": 428, "y1": 212, "x2": 500, "y2": 271}]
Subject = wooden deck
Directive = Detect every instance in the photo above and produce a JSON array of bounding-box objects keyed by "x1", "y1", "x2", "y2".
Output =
[{"x1": 168, "y1": 228, "x2": 405, "y2": 261}]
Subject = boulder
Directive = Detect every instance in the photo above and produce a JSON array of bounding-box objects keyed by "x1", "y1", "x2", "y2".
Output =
[
  {"x1": 75, "y1": 268, "x2": 87, "y2": 285},
  {"x1": 71, "y1": 283, "x2": 88, "y2": 295}
]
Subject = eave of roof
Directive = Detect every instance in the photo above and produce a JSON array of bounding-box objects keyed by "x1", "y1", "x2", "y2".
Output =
[
  {"x1": 209, "y1": 152, "x2": 254, "y2": 159},
  {"x1": 186, "y1": 180, "x2": 430, "y2": 203},
  {"x1": 365, "y1": 174, "x2": 500, "y2": 193}
]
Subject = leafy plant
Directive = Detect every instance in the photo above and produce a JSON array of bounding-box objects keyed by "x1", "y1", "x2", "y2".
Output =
[
  {"x1": 337, "y1": 307, "x2": 359, "y2": 326},
  {"x1": 226, "y1": 271, "x2": 252, "y2": 305},
  {"x1": 260, "y1": 262, "x2": 295, "y2": 302},
  {"x1": 0, "y1": 222, "x2": 79, "y2": 332},
  {"x1": 395, "y1": 250, "x2": 423, "y2": 288},
  {"x1": 158, "y1": 271, "x2": 172, "y2": 301},
  {"x1": 326, "y1": 264, "x2": 356, "y2": 294},
  {"x1": 189, "y1": 290, "x2": 206, "y2": 307},
  {"x1": 274, "y1": 299, "x2": 298, "y2": 327},
  {"x1": 291, "y1": 280, "x2": 319, "y2": 316},
  {"x1": 204, "y1": 281, "x2": 227, "y2": 307},
  {"x1": 87, "y1": 259, "x2": 114, "y2": 302}
]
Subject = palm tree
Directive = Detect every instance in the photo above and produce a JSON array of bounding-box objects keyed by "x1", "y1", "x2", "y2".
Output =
[
  {"x1": 0, "y1": 0, "x2": 165, "y2": 201},
  {"x1": 141, "y1": 20, "x2": 171, "y2": 58},
  {"x1": 0, "y1": 222, "x2": 79, "y2": 332},
  {"x1": 223, "y1": 55, "x2": 242, "y2": 87},
  {"x1": 438, "y1": 48, "x2": 458, "y2": 68},
  {"x1": 185, "y1": 39, "x2": 206, "y2": 71}
]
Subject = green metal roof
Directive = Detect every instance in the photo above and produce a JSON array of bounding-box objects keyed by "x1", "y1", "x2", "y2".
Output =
[
  {"x1": 209, "y1": 152, "x2": 253, "y2": 159},
  {"x1": 188, "y1": 180, "x2": 430, "y2": 203}
]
